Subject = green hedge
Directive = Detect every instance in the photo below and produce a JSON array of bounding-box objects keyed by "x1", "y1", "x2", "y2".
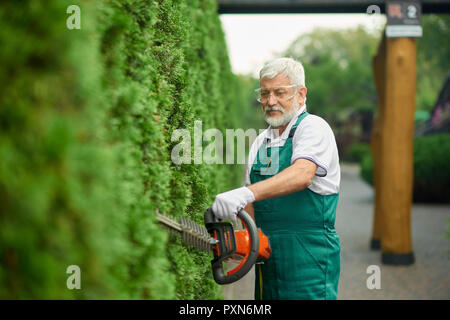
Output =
[
  {"x1": 412, "y1": 133, "x2": 450, "y2": 203},
  {"x1": 347, "y1": 142, "x2": 371, "y2": 163},
  {"x1": 0, "y1": 0, "x2": 250, "y2": 299},
  {"x1": 360, "y1": 133, "x2": 450, "y2": 203},
  {"x1": 360, "y1": 153, "x2": 374, "y2": 186}
]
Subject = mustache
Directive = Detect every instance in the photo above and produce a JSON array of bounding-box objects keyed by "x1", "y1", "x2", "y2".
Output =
[{"x1": 264, "y1": 106, "x2": 285, "y2": 114}]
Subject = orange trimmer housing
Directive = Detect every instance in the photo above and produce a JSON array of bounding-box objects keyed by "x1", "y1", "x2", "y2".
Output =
[
  {"x1": 210, "y1": 227, "x2": 272, "y2": 275},
  {"x1": 205, "y1": 208, "x2": 272, "y2": 284},
  {"x1": 233, "y1": 229, "x2": 272, "y2": 261}
]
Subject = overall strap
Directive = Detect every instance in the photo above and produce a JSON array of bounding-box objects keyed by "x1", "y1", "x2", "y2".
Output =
[{"x1": 288, "y1": 111, "x2": 309, "y2": 139}]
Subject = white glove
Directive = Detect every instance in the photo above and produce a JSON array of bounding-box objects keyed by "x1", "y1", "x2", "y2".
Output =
[{"x1": 212, "y1": 186, "x2": 255, "y2": 223}]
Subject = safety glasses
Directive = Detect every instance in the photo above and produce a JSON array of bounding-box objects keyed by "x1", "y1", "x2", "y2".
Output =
[{"x1": 254, "y1": 85, "x2": 298, "y2": 103}]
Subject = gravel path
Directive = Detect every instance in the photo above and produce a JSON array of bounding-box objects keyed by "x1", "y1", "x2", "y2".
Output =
[{"x1": 222, "y1": 163, "x2": 450, "y2": 300}]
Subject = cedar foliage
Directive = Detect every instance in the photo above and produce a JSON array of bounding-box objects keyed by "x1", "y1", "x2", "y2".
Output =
[{"x1": 0, "y1": 0, "x2": 250, "y2": 299}]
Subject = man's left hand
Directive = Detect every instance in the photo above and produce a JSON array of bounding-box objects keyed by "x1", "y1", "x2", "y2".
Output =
[{"x1": 212, "y1": 186, "x2": 255, "y2": 223}]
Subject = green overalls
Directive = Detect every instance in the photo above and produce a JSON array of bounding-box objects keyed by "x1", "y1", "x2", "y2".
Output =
[{"x1": 251, "y1": 112, "x2": 340, "y2": 300}]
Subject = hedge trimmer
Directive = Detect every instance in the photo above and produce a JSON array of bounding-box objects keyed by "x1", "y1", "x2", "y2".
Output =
[{"x1": 156, "y1": 207, "x2": 272, "y2": 285}]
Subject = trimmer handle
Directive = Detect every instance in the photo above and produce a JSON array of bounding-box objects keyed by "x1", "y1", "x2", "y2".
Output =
[{"x1": 204, "y1": 207, "x2": 259, "y2": 285}]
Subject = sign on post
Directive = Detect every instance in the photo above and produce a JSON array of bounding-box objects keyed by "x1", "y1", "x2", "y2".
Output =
[{"x1": 386, "y1": 1, "x2": 422, "y2": 38}]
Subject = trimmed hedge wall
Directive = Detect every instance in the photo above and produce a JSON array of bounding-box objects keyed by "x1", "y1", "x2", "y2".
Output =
[{"x1": 0, "y1": 0, "x2": 250, "y2": 299}]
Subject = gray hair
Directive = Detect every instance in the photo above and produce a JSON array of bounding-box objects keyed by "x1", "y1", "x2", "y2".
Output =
[{"x1": 259, "y1": 57, "x2": 306, "y2": 87}]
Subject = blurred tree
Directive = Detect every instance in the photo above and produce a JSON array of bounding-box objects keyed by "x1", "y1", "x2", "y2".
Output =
[
  {"x1": 283, "y1": 26, "x2": 380, "y2": 157},
  {"x1": 284, "y1": 26, "x2": 380, "y2": 122},
  {"x1": 283, "y1": 16, "x2": 450, "y2": 117},
  {"x1": 280, "y1": 16, "x2": 450, "y2": 157},
  {"x1": 417, "y1": 14, "x2": 450, "y2": 112}
]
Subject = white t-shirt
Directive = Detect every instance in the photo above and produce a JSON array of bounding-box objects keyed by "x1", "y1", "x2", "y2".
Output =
[{"x1": 244, "y1": 104, "x2": 340, "y2": 195}]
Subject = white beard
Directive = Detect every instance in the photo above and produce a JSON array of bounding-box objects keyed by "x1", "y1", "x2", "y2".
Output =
[{"x1": 264, "y1": 99, "x2": 300, "y2": 128}]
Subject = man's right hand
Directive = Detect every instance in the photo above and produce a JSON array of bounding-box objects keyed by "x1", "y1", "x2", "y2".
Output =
[{"x1": 211, "y1": 186, "x2": 255, "y2": 223}]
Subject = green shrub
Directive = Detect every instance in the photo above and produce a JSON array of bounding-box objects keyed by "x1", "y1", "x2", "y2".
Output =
[
  {"x1": 359, "y1": 133, "x2": 450, "y2": 203},
  {"x1": 0, "y1": 0, "x2": 120, "y2": 299},
  {"x1": 0, "y1": 0, "x2": 251, "y2": 299},
  {"x1": 413, "y1": 133, "x2": 450, "y2": 203},
  {"x1": 347, "y1": 142, "x2": 371, "y2": 163},
  {"x1": 360, "y1": 153, "x2": 374, "y2": 186}
]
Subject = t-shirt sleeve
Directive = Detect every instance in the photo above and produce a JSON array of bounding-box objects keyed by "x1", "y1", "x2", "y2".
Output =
[{"x1": 291, "y1": 116, "x2": 335, "y2": 177}]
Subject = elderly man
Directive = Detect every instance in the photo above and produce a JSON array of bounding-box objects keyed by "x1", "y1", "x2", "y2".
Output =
[{"x1": 211, "y1": 57, "x2": 341, "y2": 300}]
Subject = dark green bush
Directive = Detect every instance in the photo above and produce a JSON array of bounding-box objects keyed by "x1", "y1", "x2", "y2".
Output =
[
  {"x1": 359, "y1": 133, "x2": 450, "y2": 203},
  {"x1": 347, "y1": 142, "x2": 371, "y2": 163},
  {"x1": 412, "y1": 133, "x2": 450, "y2": 203},
  {"x1": 360, "y1": 153, "x2": 374, "y2": 186},
  {"x1": 0, "y1": 0, "x2": 251, "y2": 299}
]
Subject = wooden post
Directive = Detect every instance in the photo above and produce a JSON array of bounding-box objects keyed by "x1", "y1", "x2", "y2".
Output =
[
  {"x1": 370, "y1": 33, "x2": 386, "y2": 251},
  {"x1": 377, "y1": 36, "x2": 416, "y2": 265}
]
